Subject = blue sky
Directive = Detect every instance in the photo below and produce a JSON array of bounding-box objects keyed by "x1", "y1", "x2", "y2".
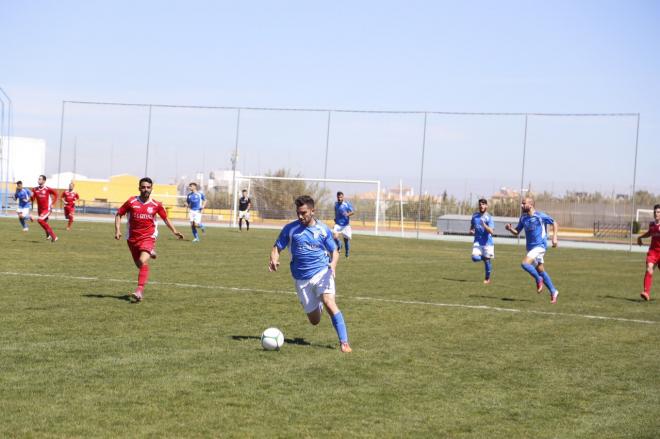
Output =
[{"x1": 1, "y1": 0, "x2": 659, "y2": 197}]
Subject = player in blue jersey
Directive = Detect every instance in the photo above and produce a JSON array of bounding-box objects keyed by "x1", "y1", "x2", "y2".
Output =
[
  {"x1": 13, "y1": 181, "x2": 33, "y2": 232},
  {"x1": 470, "y1": 198, "x2": 495, "y2": 284},
  {"x1": 333, "y1": 191, "x2": 354, "y2": 258},
  {"x1": 186, "y1": 183, "x2": 207, "y2": 242},
  {"x1": 269, "y1": 195, "x2": 352, "y2": 353},
  {"x1": 505, "y1": 197, "x2": 559, "y2": 303}
]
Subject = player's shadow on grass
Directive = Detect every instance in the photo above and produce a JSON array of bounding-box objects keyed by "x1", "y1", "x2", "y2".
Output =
[
  {"x1": 600, "y1": 295, "x2": 654, "y2": 303},
  {"x1": 231, "y1": 335, "x2": 335, "y2": 350},
  {"x1": 441, "y1": 277, "x2": 471, "y2": 283},
  {"x1": 82, "y1": 293, "x2": 132, "y2": 302},
  {"x1": 469, "y1": 294, "x2": 533, "y2": 302}
]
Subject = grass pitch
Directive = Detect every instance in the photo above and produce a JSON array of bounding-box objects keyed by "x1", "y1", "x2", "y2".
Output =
[{"x1": 1, "y1": 217, "x2": 659, "y2": 438}]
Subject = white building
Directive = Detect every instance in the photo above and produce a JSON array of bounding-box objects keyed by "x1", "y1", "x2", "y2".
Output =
[{"x1": 0, "y1": 136, "x2": 46, "y2": 184}]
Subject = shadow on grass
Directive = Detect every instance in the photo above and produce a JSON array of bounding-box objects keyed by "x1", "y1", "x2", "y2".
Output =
[
  {"x1": 82, "y1": 293, "x2": 132, "y2": 302},
  {"x1": 440, "y1": 277, "x2": 471, "y2": 283},
  {"x1": 600, "y1": 295, "x2": 655, "y2": 303},
  {"x1": 231, "y1": 335, "x2": 335, "y2": 349},
  {"x1": 469, "y1": 294, "x2": 533, "y2": 302}
]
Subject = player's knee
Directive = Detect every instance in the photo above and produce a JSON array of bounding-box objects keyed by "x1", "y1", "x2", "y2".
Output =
[
  {"x1": 307, "y1": 313, "x2": 321, "y2": 325},
  {"x1": 472, "y1": 255, "x2": 482, "y2": 262}
]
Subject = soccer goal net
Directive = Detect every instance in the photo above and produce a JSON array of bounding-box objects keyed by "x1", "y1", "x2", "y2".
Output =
[{"x1": 234, "y1": 175, "x2": 382, "y2": 234}]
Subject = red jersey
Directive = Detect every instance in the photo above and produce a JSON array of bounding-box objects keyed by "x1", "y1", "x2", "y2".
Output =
[
  {"x1": 32, "y1": 185, "x2": 58, "y2": 214},
  {"x1": 62, "y1": 190, "x2": 79, "y2": 207},
  {"x1": 117, "y1": 196, "x2": 168, "y2": 242},
  {"x1": 647, "y1": 221, "x2": 660, "y2": 251}
]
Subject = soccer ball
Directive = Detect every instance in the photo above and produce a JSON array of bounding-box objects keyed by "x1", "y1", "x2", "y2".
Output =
[{"x1": 261, "y1": 327, "x2": 284, "y2": 351}]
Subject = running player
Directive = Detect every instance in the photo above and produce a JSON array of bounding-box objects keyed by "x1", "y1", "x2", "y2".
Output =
[
  {"x1": 469, "y1": 198, "x2": 495, "y2": 284},
  {"x1": 505, "y1": 197, "x2": 559, "y2": 303},
  {"x1": 238, "y1": 189, "x2": 251, "y2": 231},
  {"x1": 14, "y1": 181, "x2": 33, "y2": 232},
  {"x1": 186, "y1": 182, "x2": 207, "y2": 242},
  {"x1": 61, "y1": 182, "x2": 80, "y2": 231},
  {"x1": 115, "y1": 177, "x2": 184, "y2": 302},
  {"x1": 269, "y1": 195, "x2": 352, "y2": 353},
  {"x1": 333, "y1": 191, "x2": 354, "y2": 258},
  {"x1": 31, "y1": 175, "x2": 58, "y2": 242},
  {"x1": 637, "y1": 203, "x2": 660, "y2": 301}
]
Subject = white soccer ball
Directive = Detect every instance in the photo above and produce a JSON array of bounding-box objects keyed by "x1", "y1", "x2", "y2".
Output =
[{"x1": 261, "y1": 327, "x2": 284, "y2": 351}]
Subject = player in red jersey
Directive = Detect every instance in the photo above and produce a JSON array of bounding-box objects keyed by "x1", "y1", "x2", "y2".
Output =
[
  {"x1": 31, "y1": 174, "x2": 59, "y2": 243},
  {"x1": 61, "y1": 182, "x2": 80, "y2": 231},
  {"x1": 114, "y1": 177, "x2": 184, "y2": 302},
  {"x1": 637, "y1": 204, "x2": 660, "y2": 301}
]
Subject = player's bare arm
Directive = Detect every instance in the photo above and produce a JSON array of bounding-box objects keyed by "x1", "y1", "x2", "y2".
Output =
[
  {"x1": 163, "y1": 216, "x2": 184, "y2": 239},
  {"x1": 637, "y1": 230, "x2": 651, "y2": 246},
  {"x1": 114, "y1": 214, "x2": 123, "y2": 240},
  {"x1": 505, "y1": 223, "x2": 519, "y2": 236},
  {"x1": 329, "y1": 249, "x2": 339, "y2": 277},
  {"x1": 269, "y1": 246, "x2": 281, "y2": 272},
  {"x1": 551, "y1": 222, "x2": 559, "y2": 247}
]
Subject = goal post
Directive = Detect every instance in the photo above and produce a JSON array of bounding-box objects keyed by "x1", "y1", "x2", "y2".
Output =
[{"x1": 233, "y1": 175, "x2": 382, "y2": 234}]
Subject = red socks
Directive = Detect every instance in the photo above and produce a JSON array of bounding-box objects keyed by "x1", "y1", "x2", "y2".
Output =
[
  {"x1": 38, "y1": 219, "x2": 57, "y2": 239},
  {"x1": 644, "y1": 272, "x2": 653, "y2": 295},
  {"x1": 138, "y1": 264, "x2": 150, "y2": 289}
]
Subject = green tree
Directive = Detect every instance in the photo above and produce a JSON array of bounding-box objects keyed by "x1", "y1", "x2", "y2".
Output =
[{"x1": 251, "y1": 169, "x2": 330, "y2": 219}]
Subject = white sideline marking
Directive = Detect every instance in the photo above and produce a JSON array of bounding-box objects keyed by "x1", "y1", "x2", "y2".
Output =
[{"x1": 2, "y1": 271, "x2": 656, "y2": 325}]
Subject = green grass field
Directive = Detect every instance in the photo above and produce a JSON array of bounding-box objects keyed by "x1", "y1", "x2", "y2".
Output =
[{"x1": 1, "y1": 217, "x2": 659, "y2": 438}]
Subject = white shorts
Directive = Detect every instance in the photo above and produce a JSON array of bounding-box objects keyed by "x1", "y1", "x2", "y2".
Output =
[
  {"x1": 294, "y1": 267, "x2": 335, "y2": 314},
  {"x1": 472, "y1": 243, "x2": 494, "y2": 259},
  {"x1": 16, "y1": 207, "x2": 30, "y2": 217},
  {"x1": 189, "y1": 211, "x2": 202, "y2": 224},
  {"x1": 526, "y1": 247, "x2": 546, "y2": 265},
  {"x1": 238, "y1": 210, "x2": 250, "y2": 220},
  {"x1": 333, "y1": 224, "x2": 352, "y2": 240}
]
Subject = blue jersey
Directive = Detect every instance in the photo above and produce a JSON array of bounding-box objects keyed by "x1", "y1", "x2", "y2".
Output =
[
  {"x1": 471, "y1": 212, "x2": 494, "y2": 246},
  {"x1": 275, "y1": 219, "x2": 337, "y2": 280},
  {"x1": 515, "y1": 211, "x2": 555, "y2": 251},
  {"x1": 15, "y1": 188, "x2": 32, "y2": 208},
  {"x1": 334, "y1": 201, "x2": 353, "y2": 226},
  {"x1": 186, "y1": 192, "x2": 206, "y2": 211}
]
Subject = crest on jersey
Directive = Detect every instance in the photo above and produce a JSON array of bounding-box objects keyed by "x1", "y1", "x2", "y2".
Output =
[{"x1": 147, "y1": 207, "x2": 154, "y2": 214}]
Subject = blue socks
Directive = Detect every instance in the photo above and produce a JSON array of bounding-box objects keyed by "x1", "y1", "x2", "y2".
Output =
[
  {"x1": 538, "y1": 270, "x2": 557, "y2": 293},
  {"x1": 331, "y1": 311, "x2": 349, "y2": 343},
  {"x1": 19, "y1": 217, "x2": 26, "y2": 229},
  {"x1": 191, "y1": 225, "x2": 199, "y2": 239},
  {"x1": 484, "y1": 259, "x2": 492, "y2": 279},
  {"x1": 521, "y1": 263, "x2": 541, "y2": 282},
  {"x1": 344, "y1": 239, "x2": 350, "y2": 256}
]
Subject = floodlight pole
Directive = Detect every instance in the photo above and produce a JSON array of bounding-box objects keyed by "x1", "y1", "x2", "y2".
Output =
[
  {"x1": 0, "y1": 87, "x2": 12, "y2": 214},
  {"x1": 323, "y1": 111, "x2": 331, "y2": 180},
  {"x1": 518, "y1": 114, "x2": 529, "y2": 246},
  {"x1": 0, "y1": 99, "x2": 4, "y2": 214},
  {"x1": 416, "y1": 112, "x2": 428, "y2": 239},
  {"x1": 629, "y1": 113, "x2": 641, "y2": 251},
  {"x1": 57, "y1": 101, "x2": 66, "y2": 191},
  {"x1": 144, "y1": 105, "x2": 152, "y2": 177},
  {"x1": 230, "y1": 109, "x2": 241, "y2": 228}
]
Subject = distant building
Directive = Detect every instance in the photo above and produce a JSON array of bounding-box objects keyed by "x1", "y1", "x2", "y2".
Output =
[{"x1": 0, "y1": 136, "x2": 46, "y2": 183}]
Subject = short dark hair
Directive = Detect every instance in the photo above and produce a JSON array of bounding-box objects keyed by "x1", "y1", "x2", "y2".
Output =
[
  {"x1": 39, "y1": 174, "x2": 47, "y2": 181},
  {"x1": 189, "y1": 182, "x2": 198, "y2": 188},
  {"x1": 337, "y1": 191, "x2": 344, "y2": 196},
  {"x1": 242, "y1": 189, "x2": 247, "y2": 193},
  {"x1": 295, "y1": 195, "x2": 315, "y2": 209},
  {"x1": 654, "y1": 204, "x2": 660, "y2": 211},
  {"x1": 16, "y1": 180, "x2": 22, "y2": 185},
  {"x1": 478, "y1": 198, "x2": 488, "y2": 204},
  {"x1": 139, "y1": 177, "x2": 153, "y2": 186}
]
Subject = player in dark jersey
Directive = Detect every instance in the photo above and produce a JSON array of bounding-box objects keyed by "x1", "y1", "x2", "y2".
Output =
[
  {"x1": 238, "y1": 189, "x2": 251, "y2": 231},
  {"x1": 637, "y1": 204, "x2": 660, "y2": 301}
]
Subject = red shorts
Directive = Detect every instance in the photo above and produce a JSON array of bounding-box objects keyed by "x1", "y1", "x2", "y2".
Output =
[
  {"x1": 646, "y1": 248, "x2": 660, "y2": 265},
  {"x1": 38, "y1": 210, "x2": 51, "y2": 221},
  {"x1": 64, "y1": 206, "x2": 75, "y2": 219},
  {"x1": 128, "y1": 238, "x2": 156, "y2": 262}
]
